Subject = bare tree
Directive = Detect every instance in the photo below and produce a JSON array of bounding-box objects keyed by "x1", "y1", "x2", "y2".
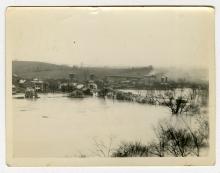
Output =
[
  {"x1": 91, "y1": 136, "x2": 115, "y2": 157},
  {"x1": 149, "y1": 124, "x2": 168, "y2": 157},
  {"x1": 161, "y1": 95, "x2": 189, "y2": 115},
  {"x1": 165, "y1": 127, "x2": 193, "y2": 157},
  {"x1": 152, "y1": 122, "x2": 192, "y2": 157},
  {"x1": 181, "y1": 116, "x2": 209, "y2": 156}
]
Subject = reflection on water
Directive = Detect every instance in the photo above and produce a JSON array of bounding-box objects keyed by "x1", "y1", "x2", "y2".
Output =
[{"x1": 13, "y1": 93, "x2": 171, "y2": 157}]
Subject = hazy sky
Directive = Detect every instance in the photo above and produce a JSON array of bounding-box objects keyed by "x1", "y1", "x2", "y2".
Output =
[{"x1": 6, "y1": 7, "x2": 214, "y2": 67}]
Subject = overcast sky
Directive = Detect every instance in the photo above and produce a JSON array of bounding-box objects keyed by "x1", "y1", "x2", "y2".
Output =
[{"x1": 6, "y1": 7, "x2": 214, "y2": 68}]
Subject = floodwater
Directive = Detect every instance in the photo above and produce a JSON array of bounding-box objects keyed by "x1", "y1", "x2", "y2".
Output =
[
  {"x1": 119, "y1": 88, "x2": 194, "y2": 98},
  {"x1": 13, "y1": 93, "x2": 171, "y2": 157}
]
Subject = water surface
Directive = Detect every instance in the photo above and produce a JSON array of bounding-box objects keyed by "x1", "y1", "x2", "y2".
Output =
[{"x1": 13, "y1": 93, "x2": 171, "y2": 157}]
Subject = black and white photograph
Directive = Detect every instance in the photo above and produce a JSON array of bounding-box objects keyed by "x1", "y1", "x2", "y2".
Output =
[{"x1": 5, "y1": 6, "x2": 215, "y2": 166}]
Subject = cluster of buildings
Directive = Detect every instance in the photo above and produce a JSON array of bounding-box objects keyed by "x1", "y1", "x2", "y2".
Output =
[
  {"x1": 12, "y1": 73, "x2": 98, "y2": 94},
  {"x1": 58, "y1": 73, "x2": 97, "y2": 92},
  {"x1": 12, "y1": 74, "x2": 48, "y2": 93},
  {"x1": 105, "y1": 72, "x2": 168, "y2": 88},
  {"x1": 12, "y1": 71, "x2": 169, "y2": 94}
]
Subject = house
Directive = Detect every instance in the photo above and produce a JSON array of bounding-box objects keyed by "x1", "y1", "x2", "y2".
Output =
[
  {"x1": 161, "y1": 75, "x2": 168, "y2": 84},
  {"x1": 59, "y1": 82, "x2": 69, "y2": 92},
  {"x1": 106, "y1": 75, "x2": 141, "y2": 81},
  {"x1": 31, "y1": 78, "x2": 48, "y2": 92},
  {"x1": 88, "y1": 80, "x2": 98, "y2": 90},
  {"x1": 59, "y1": 82, "x2": 68, "y2": 89},
  {"x1": 19, "y1": 79, "x2": 26, "y2": 84},
  {"x1": 90, "y1": 74, "x2": 95, "y2": 80},
  {"x1": 143, "y1": 72, "x2": 156, "y2": 86},
  {"x1": 18, "y1": 79, "x2": 27, "y2": 87},
  {"x1": 76, "y1": 84, "x2": 84, "y2": 89},
  {"x1": 25, "y1": 87, "x2": 38, "y2": 98},
  {"x1": 12, "y1": 85, "x2": 16, "y2": 94},
  {"x1": 12, "y1": 74, "x2": 20, "y2": 84},
  {"x1": 69, "y1": 73, "x2": 76, "y2": 81}
]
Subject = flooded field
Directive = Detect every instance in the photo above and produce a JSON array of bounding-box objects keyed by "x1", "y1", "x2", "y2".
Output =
[
  {"x1": 13, "y1": 93, "x2": 171, "y2": 157},
  {"x1": 119, "y1": 88, "x2": 195, "y2": 98}
]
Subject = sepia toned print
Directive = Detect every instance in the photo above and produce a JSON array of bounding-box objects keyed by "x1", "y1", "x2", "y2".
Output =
[{"x1": 6, "y1": 6, "x2": 215, "y2": 166}]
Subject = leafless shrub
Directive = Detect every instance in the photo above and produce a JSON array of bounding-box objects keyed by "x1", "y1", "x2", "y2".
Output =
[
  {"x1": 183, "y1": 102, "x2": 200, "y2": 115},
  {"x1": 148, "y1": 142, "x2": 166, "y2": 157},
  {"x1": 151, "y1": 121, "x2": 193, "y2": 157},
  {"x1": 165, "y1": 127, "x2": 193, "y2": 157},
  {"x1": 181, "y1": 115, "x2": 209, "y2": 156},
  {"x1": 91, "y1": 136, "x2": 115, "y2": 157},
  {"x1": 112, "y1": 141, "x2": 149, "y2": 157},
  {"x1": 112, "y1": 114, "x2": 209, "y2": 158},
  {"x1": 162, "y1": 96, "x2": 188, "y2": 115},
  {"x1": 148, "y1": 124, "x2": 168, "y2": 157},
  {"x1": 150, "y1": 115, "x2": 209, "y2": 157}
]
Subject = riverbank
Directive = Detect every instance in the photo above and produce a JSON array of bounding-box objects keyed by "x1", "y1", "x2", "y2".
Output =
[{"x1": 13, "y1": 87, "x2": 208, "y2": 116}]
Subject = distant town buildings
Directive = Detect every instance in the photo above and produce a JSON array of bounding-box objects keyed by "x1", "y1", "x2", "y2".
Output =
[
  {"x1": 143, "y1": 72, "x2": 156, "y2": 86},
  {"x1": 90, "y1": 74, "x2": 95, "y2": 80},
  {"x1": 31, "y1": 78, "x2": 48, "y2": 92},
  {"x1": 12, "y1": 70, "x2": 169, "y2": 95},
  {"x1": 69, "y1": 73, "x2": 76, "y2": 82},
  {"x1": 12, "y1": 85, "x2": 16, "y2": 94},
  {"x1": 105, "y1": 72, "x2": 168, "y2": 87},
  {"x1": 161, "y1": 75, "x2": 168, "y2": 84}
]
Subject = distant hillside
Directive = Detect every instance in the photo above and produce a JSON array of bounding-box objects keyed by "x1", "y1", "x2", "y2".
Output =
[
  {"x1": 12, "y1": 61, "x2": 208, "y2": 83},
  {"x1": 12, "y1": 61, "x2": 153, "y2": 80},
  {"x1": 12, "y1": 61, "x2": 72, "y2": 79}
]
